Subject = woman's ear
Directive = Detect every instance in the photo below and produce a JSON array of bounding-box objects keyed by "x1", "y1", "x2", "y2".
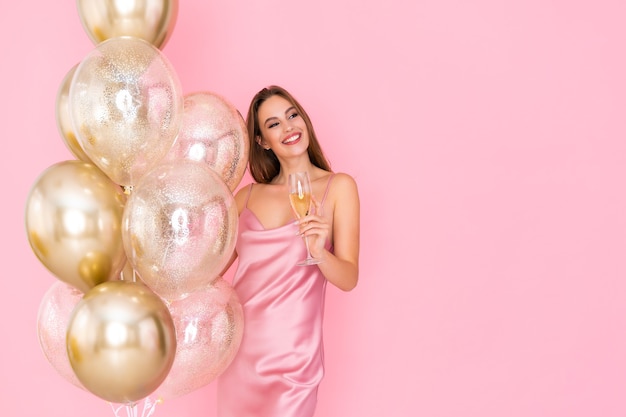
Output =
[{"x1": 256, "y1": 136, "x2": 270, "y2": 150}]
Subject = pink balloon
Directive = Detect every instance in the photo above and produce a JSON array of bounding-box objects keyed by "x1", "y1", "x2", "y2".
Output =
[
  {"x1": 37, "y1": 281, "x2": 84, "y2": 390},
  {"x1": 164, "y1": 91, "x2": 249, "y2": 191},
  {"x1": 156, "y1": 278, "x2": 244, "y2": 400}
]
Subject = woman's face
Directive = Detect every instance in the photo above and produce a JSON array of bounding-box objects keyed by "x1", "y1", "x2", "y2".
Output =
[{"x1": 256, "y1": 95, "x2": 309, "y2": 155}]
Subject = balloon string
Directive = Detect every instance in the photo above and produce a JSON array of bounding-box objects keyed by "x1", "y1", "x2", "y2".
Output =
[
  {"x1": 140, "y1": 396, "x2": 162, "y2": 417},
  {"x1": 110, "y1": 402, "x2": 122, "y2": 417},
  {"x1": 108, "y1": 398, "x2": 160, "y2": 417},
  {"x1": 119, "y1": 266, "x2": 137, "y2": 283},
  {"x1": 108, "y1": 401, "x2": 144, "y2": 417},
  {"x1": 109, "y1": 403, "x2": 129, "y2": 417},
  {"x1": 125, "y1": 403, "x2": 137, "y2": 417}
]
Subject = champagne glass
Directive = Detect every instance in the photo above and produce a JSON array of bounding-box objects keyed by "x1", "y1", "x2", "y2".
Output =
[{"x1": 288, "y1": 172, "x2": 322, "y2": 266}]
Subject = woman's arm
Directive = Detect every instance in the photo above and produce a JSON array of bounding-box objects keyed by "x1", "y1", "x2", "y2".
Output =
[
  {"x1": 301, "y1": 173, "x2": 360, "y2": 291},
  {"x1": 217, "y1": 184, "x2": 250, "y2": 277}
]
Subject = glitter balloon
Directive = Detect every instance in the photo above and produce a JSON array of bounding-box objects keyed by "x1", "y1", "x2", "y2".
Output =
[
  {"x1": 69, "y1": 36, "x2": 183, "y2": 188},
  {"x1": 156, "y1": 278, "x2": 244, "y2": 400},
  {"x1": 122, "y1": 160, "x2": 238, "y2": 301},
  {"x1": 164, "y1": 91, "x2": 249, "y2": 191},
  {"x1": 37, "y1": 281, "x2": 85, "y2": 390}
]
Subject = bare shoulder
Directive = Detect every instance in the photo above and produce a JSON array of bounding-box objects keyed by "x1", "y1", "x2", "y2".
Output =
[
  {"x1": 233, "y1": 183, "x2": 252, "y2": 201},
  {"x1": 326, "y1": 172, "x2": 359, "y2": 211},
  {"x1": 330, "y1": 172, "x2": 359, "y2": 195},
  {"x1": 233, "y1": 183, "x2": 253, "y2": 214}
]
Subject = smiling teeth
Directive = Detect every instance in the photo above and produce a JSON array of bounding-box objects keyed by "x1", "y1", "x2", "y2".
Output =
[{"x1": 284, "y1": 134, "x2": 300, "y2": 144}]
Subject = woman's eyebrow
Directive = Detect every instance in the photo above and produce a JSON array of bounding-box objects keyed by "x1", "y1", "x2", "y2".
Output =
[
  {"x1": 263, "y1": 116, "x2": 278, "y2": 125},
  {"x1": 263, "y1": 107, "x2": 296, "y2": 125}
]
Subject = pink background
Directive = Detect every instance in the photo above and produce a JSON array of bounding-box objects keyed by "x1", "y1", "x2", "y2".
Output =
[{"x1": 3, "y1": 1, "x2": 626, "y2": 416}]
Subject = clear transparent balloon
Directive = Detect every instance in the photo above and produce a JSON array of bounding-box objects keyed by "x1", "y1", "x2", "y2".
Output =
[
  {"x1": 164, "y1": 91, "x2": 249, "y2": 191},
  {"x1": 157, "y1": 278, "x2": 244, "y2": 400},
  {"x1": 25, "y1": 160, "x2": 127, "y2": 293},
  {"x1": 69, "y1": 36, "x2": 183, "y2": 187},
  {"x1": 67, "y1": 281, "x2": 176, "y2": 404},
  {"x1": 37, "y1": 281, "x2": 85, "y2": 390},
  {"x1": 122, "y1": 160, "x2": 238, "y2": 301}
]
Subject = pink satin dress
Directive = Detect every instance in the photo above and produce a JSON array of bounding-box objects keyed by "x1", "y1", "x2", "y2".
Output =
[{"x1": 217, "y1": 175, "x2": 335, "y2": 417}]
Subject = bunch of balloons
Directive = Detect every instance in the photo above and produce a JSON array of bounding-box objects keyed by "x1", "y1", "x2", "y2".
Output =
[{"x1": 25, "y1": 1, "x2": 249, "y2": 414}]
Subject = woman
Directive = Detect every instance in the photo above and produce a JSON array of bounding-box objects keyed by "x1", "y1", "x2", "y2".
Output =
[{"x1": 217, "y1": 85, "x2": 360, "y2": 417}]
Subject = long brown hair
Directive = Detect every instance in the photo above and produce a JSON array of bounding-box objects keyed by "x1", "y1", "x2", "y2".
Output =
[{"x1": 246, "y1": 85, "x2": 331, "y2": 183}]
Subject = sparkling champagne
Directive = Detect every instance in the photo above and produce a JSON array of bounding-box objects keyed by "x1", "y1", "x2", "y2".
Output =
[
  {"x1": 290, "y1": 192, "x2": 311, "y2": 218},
  {"x1": 288, "y1": 171, "x2": 322, "y2": 266}
]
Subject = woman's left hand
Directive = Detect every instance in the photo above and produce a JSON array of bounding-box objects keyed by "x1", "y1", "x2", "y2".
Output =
[{"x1": 298, "y1": 195, "x2": 330, "y2": 259}]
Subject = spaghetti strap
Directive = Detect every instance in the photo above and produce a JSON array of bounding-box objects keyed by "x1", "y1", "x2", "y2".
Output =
[
  {"x1": 320, "y1": 173, "x2": 335, "y2": 207},
  {"x1": 244, "y1": 184, "x2": 254, "y2": 208}
]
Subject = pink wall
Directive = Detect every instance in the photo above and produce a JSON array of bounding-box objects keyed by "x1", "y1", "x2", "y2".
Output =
[{"x1": 3, "y1": 0, "x2": 626, "y2": 416}]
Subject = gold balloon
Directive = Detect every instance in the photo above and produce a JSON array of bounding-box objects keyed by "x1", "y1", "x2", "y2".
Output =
[
  {"x1": 25, "y1": 160, "x2": 127, "y2": 293},
  {"x1": 69, "y1": 36, "x2": 183, "y2": 188},
  {"x1": 77, "y1": 0, "x2": 178, "y2": 49},
  {"x1": 156, "y1": 278, "x2": 244, "y2": 400},
  {"x1": 122, "y1": 161, "x2": 238, "y2": 301},
  {"x1": 164, "y1": 92, "x2": 250, "y2": 191},
  {"x1": 56, "y1": 64, "x2": 93, "y2": 163},
  {"x1": 67, "y1": 281, "x2": 176, "y2": 404}
]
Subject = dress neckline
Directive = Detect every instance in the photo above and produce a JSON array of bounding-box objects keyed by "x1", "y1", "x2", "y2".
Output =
[
  {"x1": 243, "y1": 207, "x2": 294, "y2": 231},
  {"x1": 243, "y1": 173, "x2": 336, "y2": 231}
]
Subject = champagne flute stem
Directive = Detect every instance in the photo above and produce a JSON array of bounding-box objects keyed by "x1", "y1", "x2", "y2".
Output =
[{"x1": 303, "y1": 235, "x2": 313, "y2": 259}]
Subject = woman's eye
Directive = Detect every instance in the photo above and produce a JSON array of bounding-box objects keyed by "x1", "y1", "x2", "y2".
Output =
[
  {"x1": 268, "y1": 122, "x2": 279, "y2": 128},
  {"x1": 288, "y1": 112, "x2": 299, "y2": 119}
]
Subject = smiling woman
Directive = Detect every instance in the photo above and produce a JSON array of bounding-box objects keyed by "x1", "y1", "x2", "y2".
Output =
[
  {"x1": 216, "y1": 85, "x2": 360, "y2": 417},
  {"x1": 12, "y1": 0, "x2": 626, "y2": 416}
]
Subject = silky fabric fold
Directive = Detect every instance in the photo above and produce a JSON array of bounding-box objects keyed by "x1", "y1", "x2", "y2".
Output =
[{"x1": 217, "y1": 175, "x2": 335, "y2": 417}]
